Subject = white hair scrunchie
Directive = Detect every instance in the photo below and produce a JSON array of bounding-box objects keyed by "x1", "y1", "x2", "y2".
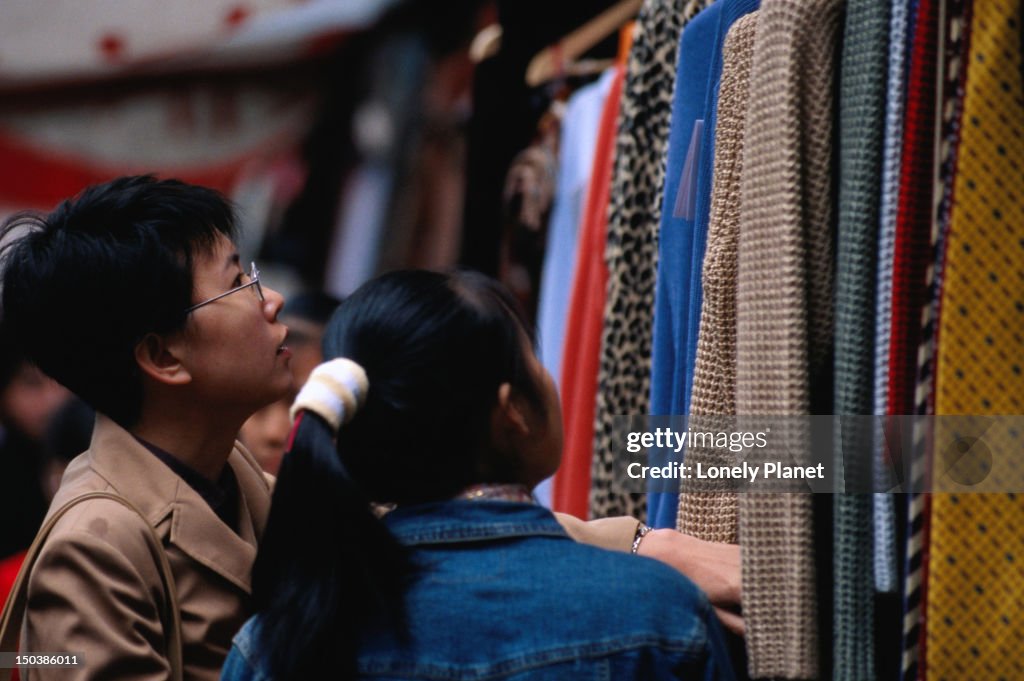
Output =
[{"x1": 289, "y1": 358, "x2": 369, "y2": 433}]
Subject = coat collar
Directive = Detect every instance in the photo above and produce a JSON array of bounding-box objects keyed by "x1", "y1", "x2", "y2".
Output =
[
  {"x1": 86, "y1": 414, "x2": 271, "y2": 594},
  {"x1": 383, "y1": 500, "x2": 568, "y2": 546}
]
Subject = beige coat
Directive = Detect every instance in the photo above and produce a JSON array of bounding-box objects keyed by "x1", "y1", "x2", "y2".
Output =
[
  {"x1": 19, "y1": 415, "x2": 636, "y2": 681},
  {"x1": 22, "y1": 415, "x2": 272, "y2": 681}
]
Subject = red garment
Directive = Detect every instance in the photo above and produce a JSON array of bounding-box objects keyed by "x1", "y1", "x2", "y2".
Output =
[
  {"x1": 888, "y1": 5, "x2": 938, "y2": 678},
  {"x1": 1, "y1": 550, "x2": 26, "y2": 681},
  {"x1": 0, "y1": 550, "x2": 26, "y2": 612},
  {"x1": 891, "y1": 7, "x2": 941, "y2": 670},
  {"x1": 888, "y1": 0, "x2": 938, "y2": 418},
  {"x1": 552, "y1": 67, "x2": 625, "y2": 519}
]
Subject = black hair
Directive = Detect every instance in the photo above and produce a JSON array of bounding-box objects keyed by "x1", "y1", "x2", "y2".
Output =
[
  {"x1": 0, "y1": 322, "x2": 25, "y2": 391},
  {"x1": 327, "y1": 269, "x2": 542, "y2": 502},
  {"x1": 252, "y1": 269, "x2": 545, "y2": 680},
  {"x1": 0, "y1": 175, "x2": 237, "y2": 427}
]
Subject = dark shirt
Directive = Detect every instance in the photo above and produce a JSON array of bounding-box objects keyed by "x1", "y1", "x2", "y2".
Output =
[{"x1": 134, "y1": 435, "x2": 239, "y2": 533}]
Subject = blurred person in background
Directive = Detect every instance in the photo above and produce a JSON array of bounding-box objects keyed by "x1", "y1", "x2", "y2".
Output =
[
  {"x1": 0, "y1": 330, "x2": 74, "y2": 610},
  {"x1": 39, "y1": 397, "x2": 96, "y2": 501},
  {"x1": 0, "y1": 395, "x2": 93, "y2": 622},
  {"x1": 0, "y1": 175, "x2": 293, "y2": 681},
  {"x1": 0, "y1": 332, "x2": 72, "y2": 560},
  {"x1": 240, "y1": 292, "x2": 339, "y2": 475}
]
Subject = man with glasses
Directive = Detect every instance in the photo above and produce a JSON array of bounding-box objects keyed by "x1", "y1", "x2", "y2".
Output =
[{"x1": 0, "y1": 176, "x2": 293, "y2": 680}]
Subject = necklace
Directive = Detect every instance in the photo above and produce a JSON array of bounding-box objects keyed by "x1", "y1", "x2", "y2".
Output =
[{"x1": 455, "y1": 483, "x2": 535, "y2": 503}]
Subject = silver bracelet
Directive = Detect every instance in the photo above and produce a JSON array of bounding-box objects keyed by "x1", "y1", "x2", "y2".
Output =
[{"x1": 631, "y1": 523, "x2": 652, "y2": 554}]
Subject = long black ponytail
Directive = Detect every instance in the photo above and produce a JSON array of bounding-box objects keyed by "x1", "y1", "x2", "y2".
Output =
[
  {"x1": 250, "y1": 269, "x2": 544, "y2": 679},
  {"x1": 251, "y1": 410, "x2": 410, "y2": 680}
]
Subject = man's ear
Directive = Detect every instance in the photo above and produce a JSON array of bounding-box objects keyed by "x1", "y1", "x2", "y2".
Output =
[
  {"x1": 134, "y1": 333, "x2": 192, "y2": 386},
  {"x1": 495, "y1": 382, "x2": 530, "y2": 436}
]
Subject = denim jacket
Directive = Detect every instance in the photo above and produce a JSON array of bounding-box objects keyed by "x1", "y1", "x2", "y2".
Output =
[{"x1": 221, "y1": 501, "x2": 735, "y2": 680}]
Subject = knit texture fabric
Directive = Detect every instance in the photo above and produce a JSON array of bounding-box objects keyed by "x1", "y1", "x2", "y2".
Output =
[
  {"x1": 834, "y1": 0, "x2": 890, "y2": 678},
  {"x1": 675, "y1": 10, "x2": 759, "y2": 545},
  {"x1": 735, "y1": 0, "x2": 841, "y2": 677},
  {"x1": 590, "y1": 0, "x2": 711, "y2": 520},
  {"x1": 927, "y1": 1, "x2": 1024, "y2": 677},
  {"x1": 872, "y1": 0, "x2": 911, "y2": 599},
  {"x1": 891, "y1": 1, "x2": 940, "y2": 676},
  {"x1": 890, "y1": 0, "x2": 940, "y2": 425}
]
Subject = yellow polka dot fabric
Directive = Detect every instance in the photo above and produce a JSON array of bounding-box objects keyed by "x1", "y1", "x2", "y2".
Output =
[{"x1": 930, "y1": 0, "x2": 1024, "y2": 678}]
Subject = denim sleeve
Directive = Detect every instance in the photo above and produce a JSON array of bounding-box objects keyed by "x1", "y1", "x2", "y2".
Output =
[
  {"x1": 219, "y1": 645, "x2": 261, "y2": 681},
  {"x1": 701, "y1": 610, "x2": 738, "y2": 681}
]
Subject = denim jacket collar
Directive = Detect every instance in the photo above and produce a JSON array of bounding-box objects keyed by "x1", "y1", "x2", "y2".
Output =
[{"x1": 383, "y1": 499, "x2": 569, "y2": 546}]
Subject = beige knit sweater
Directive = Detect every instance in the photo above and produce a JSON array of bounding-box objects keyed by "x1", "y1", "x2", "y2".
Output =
[
  {"x1": 675, "y1": 11, "x2": 760, "y2": 546},
  {"x1": 734, "y1": 0, "x2": 842, "y2": 678}
]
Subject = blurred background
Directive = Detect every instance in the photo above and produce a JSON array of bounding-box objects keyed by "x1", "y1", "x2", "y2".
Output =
[
  {"x1": 0, "y1": 0, "x2": 627, "y2": 581},
  {"x1": 0, "y1": 0, "x2": 626, "y2": 296}
]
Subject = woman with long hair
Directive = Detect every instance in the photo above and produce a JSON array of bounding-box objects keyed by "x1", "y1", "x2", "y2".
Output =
[{"x1": 220, "y1": 270, "x2": 734, "y2": 680}]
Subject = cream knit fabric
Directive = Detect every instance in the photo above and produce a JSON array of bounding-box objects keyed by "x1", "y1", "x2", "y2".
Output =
[
  {"x1": 675, "y1": 11, "x2": 759, "y2": 545},
  {"x1": 735, "y1": 0, "x2": 842, "y2": 678}
]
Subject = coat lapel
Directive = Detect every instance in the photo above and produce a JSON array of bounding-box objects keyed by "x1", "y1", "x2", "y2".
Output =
[
  {"x1": 87, "y1": 414, "x2": 271, "y2": 595},
  {"x1": 169, "y1": 492, "x2": 257, "y2": 594}
]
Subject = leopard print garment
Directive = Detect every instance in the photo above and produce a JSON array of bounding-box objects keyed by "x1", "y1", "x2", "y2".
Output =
[{"x1": 589, "y1": 0, "x2": 713, "y2": 519}]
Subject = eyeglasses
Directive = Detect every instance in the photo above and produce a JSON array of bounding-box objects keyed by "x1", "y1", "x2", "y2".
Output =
[{"x1": 185, "y1": 262, "x2": 264, "y2": 314}]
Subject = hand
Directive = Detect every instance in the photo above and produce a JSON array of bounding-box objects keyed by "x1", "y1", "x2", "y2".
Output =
[{"x1": 636, "y1": 529, "x2": 743, "y2": 636}]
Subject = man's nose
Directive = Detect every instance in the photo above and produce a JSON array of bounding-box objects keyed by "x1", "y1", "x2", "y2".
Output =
[{"x1": 262, "y1": 285, "x2": 285, "y2": 321}]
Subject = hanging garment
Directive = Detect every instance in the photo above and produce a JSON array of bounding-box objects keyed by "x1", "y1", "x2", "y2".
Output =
[
  {"x1": 676, "y1": 10, "x2": 761, "y2": 544},
  {"x1": 460, "y1": 2, "x2": 630, "y2": 277},
  {"x1": 534, "y1": 69, "x2": 617, "y2": 509},
  {"x1": 537, "y1": 69, "x2": 617, "y2": 392},
  {"x1": 911, "y1": 2, "x2": 973, "y2": 676},
  {"x1": 926, "y1": 0, "x2": 1024, "y2": 677},
  {"x1": 648, "y1": 1, "x2": 718, "y2": 530},
  {"x1": 648, "y1": 0, "x2": 760, "y2": 530},
  {"x1": 553, "y1": 66, "x2": 626, "y2": 520},
  {"x1": 870, "y1": 2, "x2": 913, "y2": 669},
  {"x1": 590, "y1": 0, "x2": 711, "y2": 520},
  {"x1": 891, "y1": 1, "x2": 941, "y2": 677},
  {"x1": 891, "y1": 0, "x2": 942, "y2": 425},
  {"x1": 834, "y1": 0, "x2": 890, "y2": 678},
  {"x1": 873, "y1": 0, "x2": 911, "y2": 600},
  {"x1": 735, "y1": 0, "x2": 843, "y2": 677}
]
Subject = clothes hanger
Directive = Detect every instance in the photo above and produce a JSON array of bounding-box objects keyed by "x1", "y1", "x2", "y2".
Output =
[
  {"x1": 469, "y1": 23, "x2": 503, "y2": 64},
  {"x1": 524, "y1": 0, "x2": 642, "y2": 87}
]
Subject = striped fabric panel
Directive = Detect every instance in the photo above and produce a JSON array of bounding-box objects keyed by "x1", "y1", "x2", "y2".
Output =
[{"x1": 904, "y1": 2, "x2": 973, "y2": 678}]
